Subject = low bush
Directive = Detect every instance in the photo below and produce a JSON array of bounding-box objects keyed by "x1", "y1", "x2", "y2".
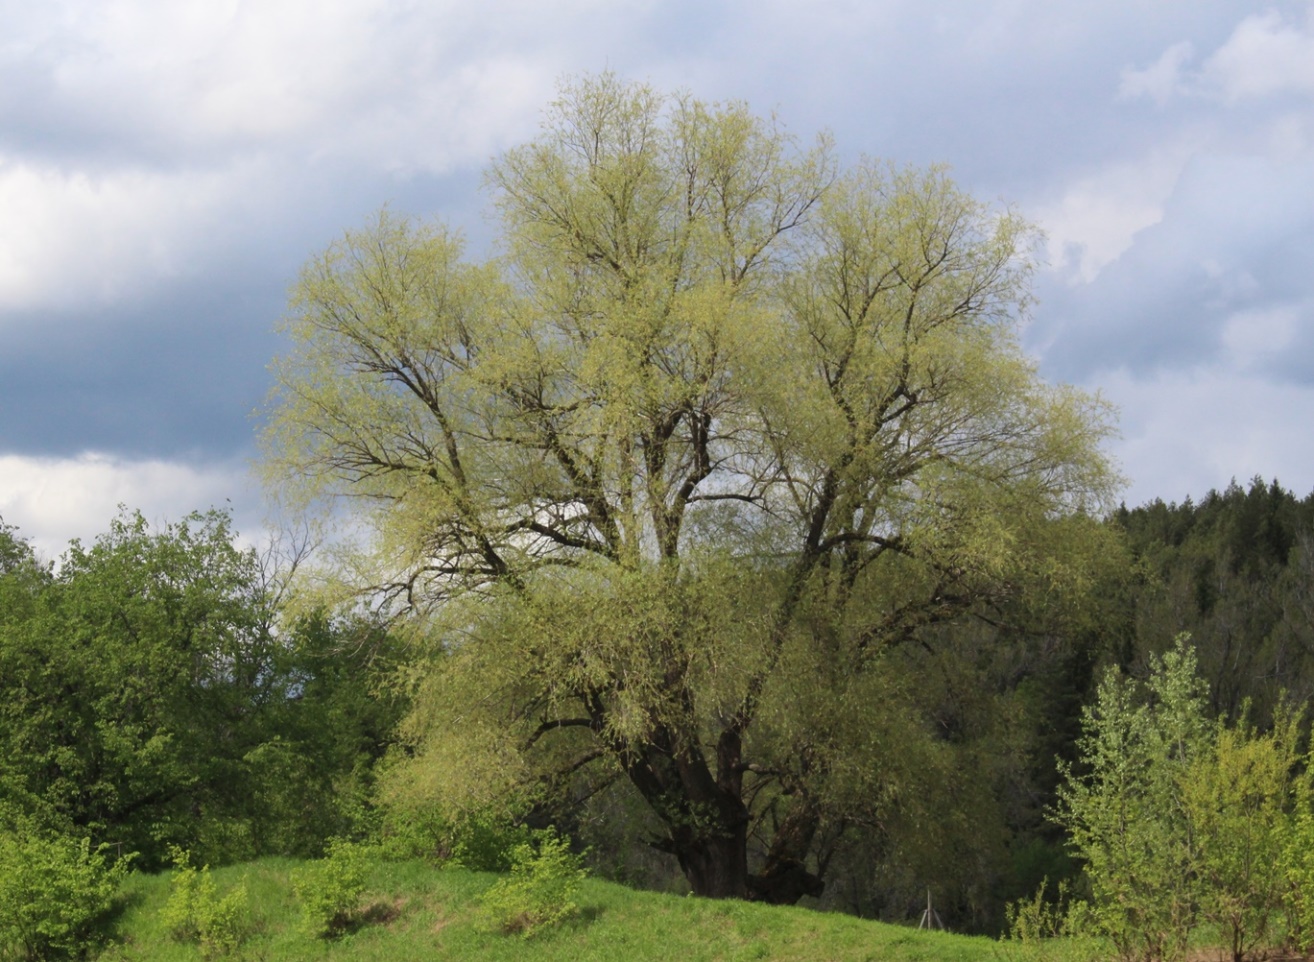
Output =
[
  {"x1": 159, "y1": 848, "x2": 251, "y2": 958},
  {"x1": 378, "y1": 805, "x2": 534, "y2": 871},
  {"x1": 479, "y1": 830, "x2": 587, "y2": 938},
  {"x1": 290, "y1": 838, "x2": 370, "y2": 938},
  {"x1": 0, "y1": 825, "x2": 128, "y2": 961}
]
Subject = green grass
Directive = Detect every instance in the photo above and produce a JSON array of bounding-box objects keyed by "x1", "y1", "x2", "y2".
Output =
[{"x1": 96, "y1": 857, "x2": 1011, "y2": 962}]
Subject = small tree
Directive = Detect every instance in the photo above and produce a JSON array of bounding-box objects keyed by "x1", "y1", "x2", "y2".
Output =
[
  {"x1": 1055, "y1": 637, "x2": 1211, "y2": 962},
  {"x1": 1057, "y1": 637, "x2": 1305, "y2": 962},
  {"x1": 1182, "y1": 709, "x2": 1300, "y2": 962},
  {"x1": 1280, "y1": 790, "x2": 1314, "y2": 953}
]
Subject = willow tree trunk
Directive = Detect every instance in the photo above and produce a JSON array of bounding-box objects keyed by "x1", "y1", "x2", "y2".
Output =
[{"x1": 619, "y1": 723, "x2": 824, "y2": 903}]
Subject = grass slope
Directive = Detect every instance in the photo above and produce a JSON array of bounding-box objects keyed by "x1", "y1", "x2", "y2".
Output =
[{"x1": 100, "y1": 858, "x2": 1001, "y2": 962}]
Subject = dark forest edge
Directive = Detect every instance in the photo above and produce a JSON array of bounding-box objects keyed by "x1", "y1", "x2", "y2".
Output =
[{"x1": 5, "y1": 477, "x2": 1314, "y2": 960}]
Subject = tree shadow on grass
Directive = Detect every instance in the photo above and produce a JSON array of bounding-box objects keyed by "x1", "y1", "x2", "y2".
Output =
[{"x1": 95, "y1": 888, "x2": 148, "y2": 957}]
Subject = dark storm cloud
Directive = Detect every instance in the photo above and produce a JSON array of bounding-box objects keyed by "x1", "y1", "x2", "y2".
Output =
[
  {"x1": 0, "y1": 160, "x2": 487, "y2": 461},
  {"x1": 0, "y1": 284, "x2": 280, "y2": 459}
]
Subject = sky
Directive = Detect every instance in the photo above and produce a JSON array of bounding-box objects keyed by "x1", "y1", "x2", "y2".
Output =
[{"x1": 2, "y1": 0, "x2": 1313, "y2": 560}]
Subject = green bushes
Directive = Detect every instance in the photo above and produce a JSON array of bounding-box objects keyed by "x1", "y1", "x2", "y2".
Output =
[
  {"x1": 0, "y1": 825, "x2": 127, "y2": 961},
  {"x1": 1279, "y1": 787, "x2": 1314, "y2": 952},
  {"x1": 1055, "y1": 637, "x2": 1308, "y2": 961},
  {"x1": 290, "y1": 838, "x2": 370, "y2": 938},
  {"x1": 159, "y1": 849, "x2": 251, "y2": 958},
  {"x1": 479, "y1": 831, "x2": 588, "y2": 937}
]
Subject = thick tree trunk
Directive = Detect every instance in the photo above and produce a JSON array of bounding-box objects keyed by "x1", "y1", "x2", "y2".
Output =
[
  {"x1": 616, "y1": 720, "x2": 824, "y2": 904},
  {"x1": 672, "y1": 819, "x2": 750, "y2": 899},
  {"x1": 617, "y1": 720, "x2": 754, "y2": 899}
]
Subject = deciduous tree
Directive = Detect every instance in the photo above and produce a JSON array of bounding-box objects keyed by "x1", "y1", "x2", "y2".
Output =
[{"x1": 264, "y1": 74, "x2": 1120, "y2": 902}]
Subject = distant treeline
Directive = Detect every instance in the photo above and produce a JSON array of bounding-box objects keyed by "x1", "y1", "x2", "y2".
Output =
[{"x1": 1113, "y1": 477, "x2": 1314, "y2": 723}]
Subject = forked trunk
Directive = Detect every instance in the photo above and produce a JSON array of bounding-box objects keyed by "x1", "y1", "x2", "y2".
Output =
[
  {"x1": 673, "y1": 822, "x2": 751, "y2": 899},
  {"x1": 621, "y1": 724, "x2": 824, "y2": 904}
]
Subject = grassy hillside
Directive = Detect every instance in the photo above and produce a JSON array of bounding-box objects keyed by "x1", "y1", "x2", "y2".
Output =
[{"x1": 98, "y1": 858, "x2": 1007, "y2": 962}]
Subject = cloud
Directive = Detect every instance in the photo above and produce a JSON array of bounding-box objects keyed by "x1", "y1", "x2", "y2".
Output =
[
  {"x1": 0, "y1": 156, "x2": 265, "y2": 312},
  {"x1": 1030, "y1": 4, "x2": 1314, "y2": 383},
  {"x1": 1031, "y1": 147, "x2": 1314, "y2": 380},
  {"x1": 1031, "y1": 141, "x2": 1197, "y2": 283},
  {"x1": 1, "y1": 0, "x2": 653, "y2": 171},
  {"x1": 1100, "y1": 363, "x2": 1314, "y2": 506},
  {"x1": 1219, "y1": 299, "x2": 1314, "y2": 387},
  {"x1": 0, "y1": 0, "x2": 680, "y2": 316},
  {"x1": 1119, "y1": 41, "x2": 1196, "y2": 106},
  {"x1": 0, "y1": 451, "x2": 265, "y2": 562},
  {"x1": 1204, "y1": 8, "x2": 1314, "y2": 103},
  {"x1": 1119, "y1": 7, "x2": 1314, "y2": 107}
]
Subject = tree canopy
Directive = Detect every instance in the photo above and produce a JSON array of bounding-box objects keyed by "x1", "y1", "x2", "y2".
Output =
[
  {"x1": 263, "y1": 73, "x2": 1120, "y2": 903},
  {"x1": 0, "y1": 510, "x2": 403, "y2": 869}
]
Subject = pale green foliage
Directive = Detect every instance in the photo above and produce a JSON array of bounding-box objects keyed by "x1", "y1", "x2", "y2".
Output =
[
  {"x1": 374, "y1": 802, "x2": 535, "y2": 869},
  {"x1": 479, "y1": 831, "x2": 588, "y2": 937},
  {"x1": 1181, "y1": 709, "x2": 1299, "y2": 960},
  {"x1": 1279, "y1": 770, "x2": 1314, "y2": 953},
  {"x1": 1056, "y1": 638, "x2": 1304, "y2": 962},
  {"x1": 290, "y1": 838, "x2": 371, "y2": 938},
  {"x1": 998, "y1": 879, "x2": 1103, "y2": 962},
  {"x1": 0, "y1": 826, "x2": 127, "y2": 961},
  {"x1": 1055, "y1": 638, "x2": 1211, "y2": 962},
  {"x1": 1004, "y1": 878, "x2": 1070, "y2": 944},
  {"x1": 266, "y1": 73, "x2": 1121, "y2": 899},
  {"x1": 160, "y1": 849, "x2": 250, "y2": 958}
]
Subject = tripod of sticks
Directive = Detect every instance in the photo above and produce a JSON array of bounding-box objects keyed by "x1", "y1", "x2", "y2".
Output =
[{"x1": 917, "y1": 888, "x2": 945, "y2": 931}]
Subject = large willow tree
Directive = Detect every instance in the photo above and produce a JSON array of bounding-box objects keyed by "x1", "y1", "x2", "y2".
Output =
[{"x1": 264, "y1": 74, "x2": 1119, "y2": 903}]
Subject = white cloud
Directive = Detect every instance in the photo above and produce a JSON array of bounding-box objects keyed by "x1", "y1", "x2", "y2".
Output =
[
  {"x1": 1119, "y1": 8, "x2": 1314, "y2": 107},
  {"x1": 0, "y1": 0, "x2": 662, "y2": 314},
  {"x1": 1119, "y1": 40, "x2": 1195, "y2": 106},
  {"x1": 1204, "y1": 8, "x2": 1314, "y2": 103},
  {"x1": 1219, "y1": 303, "x2": 1303, "y2": 370},
  {"x1": 1098, "y1": 363, "x2": 1314, "y2": 506},
  {"x1": 7, "y1": 0, "x2": 630, "y2": 167},
  {"x1": 0, "y1": 452, "x2": 264, "y2": 562},
  {"x1": 0, "y1": 155, "x2": 265, "y2": 312},
  {"x1": 1031, "y1": 142, "x2": 1195, "y2": 283}
]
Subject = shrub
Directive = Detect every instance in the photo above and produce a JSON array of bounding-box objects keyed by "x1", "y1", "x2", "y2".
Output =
[
  {"x1": 1280, "y1": 803, "x2": 1314, "y2": 952},
  {"x1": 1182, "y1": 709, "x2": 1300, "y2": 962},
  {"x1": 159, "y1": 849, "x2": 250, "y2": 958},
  {"x1": 0, "y1": 827, "x2": 128, "y2": 961},
  {"x1": 446, "y1": 813, "x2": 536, "y2": 872},
  {"x1": 290, "y1": 838, "x2": 370, "y2": 938},
  {"x1": 1055, "y1": 638, "x2": 1211, "y2": 962},
  {"x1": 1056, "y1": 636, "x2": 1305, "y2": 962},
  {"x1": 998, "y1": 878, "x2": 1101, "y2": 962},
  {"x1": 377, "y1": 804, "x2": 534, "y2": 871},
  {"x1": 479, "y1": 830, "x2": 587, "y2": 937}
]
